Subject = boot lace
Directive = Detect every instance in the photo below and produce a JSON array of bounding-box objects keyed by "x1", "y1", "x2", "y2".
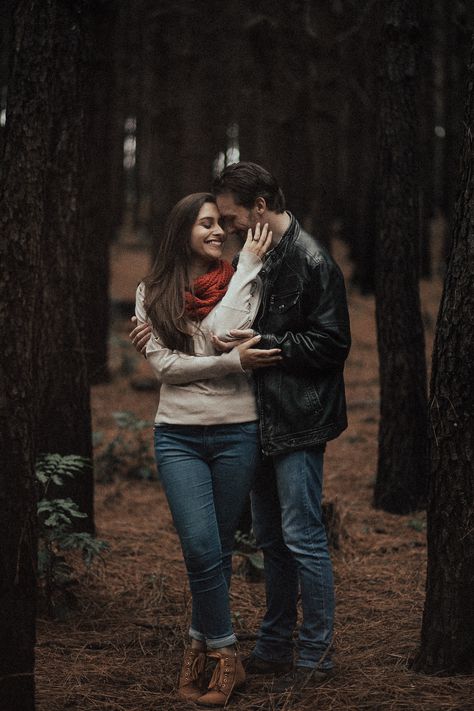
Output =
[
  {"x1": 207, "y1": 653, "x2": 234, "y2": 692},
  {"x1": 183, "y1": 650, "x2": 206, "y2": 683}
]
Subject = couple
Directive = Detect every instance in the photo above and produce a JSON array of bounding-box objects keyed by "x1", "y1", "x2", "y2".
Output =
[{"x1": 131, "y1": 162, "x2": 351, "y2": 706}]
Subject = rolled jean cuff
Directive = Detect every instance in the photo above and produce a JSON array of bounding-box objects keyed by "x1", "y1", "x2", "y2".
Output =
[
  {"x1": 189, "y1": 626, "x2": 237, "y2": 648},
  {"x1": 189, "y1": 626, "x2": 206, "y2": 643},
  {"x1": 296, "y1": 659, "x2": 333, "y2": 671},
  {"x1": 206, "y1": 632, "x2": 237, "y2": 649}
]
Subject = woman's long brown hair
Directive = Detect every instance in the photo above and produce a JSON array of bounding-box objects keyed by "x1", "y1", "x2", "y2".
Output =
[{"x1": 143, "y1": 192, "x2": 216, "y2": 354}]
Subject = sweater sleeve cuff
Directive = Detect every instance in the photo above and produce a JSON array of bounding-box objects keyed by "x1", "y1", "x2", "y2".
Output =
[
  {"x1": 221, "y1": 346, "x2": 245, "y2": 372},
  {"x1": 235, "y1": 250, "x2": 262, "y2": 270}
]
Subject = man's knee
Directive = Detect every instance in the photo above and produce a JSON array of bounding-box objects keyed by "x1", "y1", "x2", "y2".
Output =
[{"x1": 280, "y1": 516, "x2": 327, "y2": 555}]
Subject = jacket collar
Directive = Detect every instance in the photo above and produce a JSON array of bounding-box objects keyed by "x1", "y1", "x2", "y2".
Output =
[{"x1": 261, "y1": 212, "x2": 299, "y2": 280}]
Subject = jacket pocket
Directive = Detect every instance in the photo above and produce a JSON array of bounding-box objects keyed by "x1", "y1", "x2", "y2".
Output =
[
  {"x1": 303, "y1": 381, "x2": 323, "y2": 415},
  {"x1": 268, "y1": 291, "x2": 300, "y2": 314}
]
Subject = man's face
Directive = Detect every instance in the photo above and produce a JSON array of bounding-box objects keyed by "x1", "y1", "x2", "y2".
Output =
[{"x1": 216, "y1": 193, "x2": 258, "y2": 242}]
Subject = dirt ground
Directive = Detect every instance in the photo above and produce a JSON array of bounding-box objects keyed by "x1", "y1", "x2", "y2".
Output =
[{"x1": 35, "y1": 240, "x2": 474, "y2": 711}]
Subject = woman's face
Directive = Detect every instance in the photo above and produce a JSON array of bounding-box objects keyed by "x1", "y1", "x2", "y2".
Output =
[{"x1": 189, "y1": 202, "x2": 225, "y2": 264}]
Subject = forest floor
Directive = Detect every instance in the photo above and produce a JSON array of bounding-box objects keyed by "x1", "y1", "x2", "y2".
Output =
[{"x1": 35, "y1": 238, "x2": 474, "y2": 711}]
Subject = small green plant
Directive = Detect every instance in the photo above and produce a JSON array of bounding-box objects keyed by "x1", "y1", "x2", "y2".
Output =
[
  {"x1": 407, "y1": 517, "x2": 426, "y2": 532},
  {"x1": 36, "y1": 454, "x2": 108, "y2": 618},
  {"x1": 94, "y1": 410, "x2": 155, "y2": 482},
  {"x1": 233, "y1": 530, "x2": 264, "y2": 579}
]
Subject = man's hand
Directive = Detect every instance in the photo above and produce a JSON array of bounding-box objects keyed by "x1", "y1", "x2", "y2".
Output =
[
  {"x1": 241, "y1": 222, "x2": 273, "y2": 259},
  {"x1": 211, "y1": 332, "x2": 282, "y2": 369},
  {"x1": 129, "y1": 316, "x2": 152, "y2": 355},
  {"x1": 237, "y1": 334, "x2": 282, "y2": 369}
]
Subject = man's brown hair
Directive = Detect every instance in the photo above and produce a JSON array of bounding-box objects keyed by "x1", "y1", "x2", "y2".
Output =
[{"x1": 213, "y1": 161, "x2": 286, "y2": 213}]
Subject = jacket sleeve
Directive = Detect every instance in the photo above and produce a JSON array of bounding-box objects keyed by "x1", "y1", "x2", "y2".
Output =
[
  {"x1": 205, "y1": 251, "x2": 263, "y2": 339},
  {"x1": 258, "y1": 258, "x2": 351, "y2": 371}
]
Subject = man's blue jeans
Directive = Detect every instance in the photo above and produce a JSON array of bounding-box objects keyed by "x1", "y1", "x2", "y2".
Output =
[
  {"x1": 154, "y1": 422, "x2": 259, "y2": 649},
  {"x1": 251, "y1": 448, "x2": 334, "y2": 670}
]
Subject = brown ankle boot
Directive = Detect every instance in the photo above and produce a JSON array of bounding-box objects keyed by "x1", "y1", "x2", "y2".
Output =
[
  {"x1": 177, "y1": 648, "x2": 207, "y2": 702},
  {"x1": 196, "y1": 649, "x2": 245, "y2": 707}
]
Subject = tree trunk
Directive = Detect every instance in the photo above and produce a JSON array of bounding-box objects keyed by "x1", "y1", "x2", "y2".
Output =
[
  {"x1": 413, "y1": 37, "x2": 474, "y2": 675},
  {"x1": 419, "y1": 0, "x2": 435, "y2": 278},
  {"x1": 442, "y1": 1, "x2": 474, "y2": 263},
  {"x1": 0, "y1": 0, "x2": 49, "y2": 705},
  {"x1": 0, "y1": 0, "x2": 14, "y2": 157},
  {"x1": 373, "y1": 0, "x2": 428, "y2": 513},
  {"x1": 304, "y1": 1, "x2": 345, "y2": 247},
  {"x1": 82, "y1": 1, "x2": 118, "y2": 384},
  {"x1": 340, "y1": 2, "x2": 378, "y2": 293},
  {"x1": 147, "y1": 4, "x2": 224, "y2": 253},
  {"x1": 32, "y1": 0, "x2": 94, "y2": 530}
]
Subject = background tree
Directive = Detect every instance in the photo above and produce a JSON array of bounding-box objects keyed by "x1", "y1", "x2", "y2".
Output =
[
  {"x1": 0, "y1": 0, "x2": 48, "y2": 705},
  {"x1": 373, "y1": 0, "x2": 428, "y2": 513},
  {"x1": 413, "y1": 37, "x2": 474, "y2": 675},
  {"x1": 0, "y1": 0, "x2": 14, "y2": 156},
  {"x1": 82, "y1": 0, "x2": 119, "y2": 384},
  {"x1": 339, "y1": 0, "x2": 378, "y2": 292}
]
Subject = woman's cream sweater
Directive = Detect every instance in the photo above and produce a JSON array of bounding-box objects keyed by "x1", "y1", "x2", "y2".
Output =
[{"x1": 135, "y1": 251, "x2": 263, "y2": 425}]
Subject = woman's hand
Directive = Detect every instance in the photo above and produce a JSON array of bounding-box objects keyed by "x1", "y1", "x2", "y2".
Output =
[
  {"x1": 241, "y1": 222, "x2": 273, "y2": 259},
  {"x1": 129, "y1": 316, "x2": 152, "y2": 355}
]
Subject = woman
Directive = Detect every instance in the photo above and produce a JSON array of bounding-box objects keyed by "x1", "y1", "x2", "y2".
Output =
[{"x1": 135, "y1": 192, "x2": 281, "y2": 707}]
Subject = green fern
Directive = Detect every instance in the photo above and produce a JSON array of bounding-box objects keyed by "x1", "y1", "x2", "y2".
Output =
[{"x1": 36, "y1": 454, "x2": 108, "y2": 618}]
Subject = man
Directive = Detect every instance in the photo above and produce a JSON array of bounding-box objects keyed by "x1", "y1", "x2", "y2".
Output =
[{"x1": 131, "y1": 162, "x2": 351, "y2": 690}]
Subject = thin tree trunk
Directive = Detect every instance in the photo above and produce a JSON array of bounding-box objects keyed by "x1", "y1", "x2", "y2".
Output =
[
  {"x1": 0, "y1": 0, "x2": 14, "y2": 157},
  {"x1": 340, "y1": 3, "x2": 378, "y2": 293},
  {"x1": 373, "y1": 0, "x2": 428, "y2": 513},
  {"x1": 419, "y1": 0, "x2": 435, "y2": 278},
  {"x1": 82, "y1": 1, "x2": 117, "y2": 384},
  {"x1": 442, "y1": 1, "x2": 473, "y2": 262},
  {"x1": 148, "y1": 5, "x2": 221, "y2": 253},
  {"x1": 413, "y1": 37, "x2": 474, "y2": 675},
  {"x1": 304, "y1": 1, "x2": 345, "y2": 247}
]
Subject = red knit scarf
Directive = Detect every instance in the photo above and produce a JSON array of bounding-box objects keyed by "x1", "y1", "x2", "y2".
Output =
[{"x1": 185, "y1": 260, "x2": 234, "y2": 321}]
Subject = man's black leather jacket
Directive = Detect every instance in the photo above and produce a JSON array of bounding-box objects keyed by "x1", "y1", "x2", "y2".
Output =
[{"x1": 253, "y1": 214, "x2": 351, "y2": 456}]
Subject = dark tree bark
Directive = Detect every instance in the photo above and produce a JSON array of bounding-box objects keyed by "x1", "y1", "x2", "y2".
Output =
[
  {"x1": 82, "y1": 1, "x2": 118, "y2": 384},
  {"x1": 413, "y1": 39, "x2": 474, "y2": 675},
  {"x1": 304, "y1": 1, "x2": 345, "y2": 247},
  {"x1": 339, "y1": 1, "x2": 379, "y2": 293},
  {"x1": 0, "y1": 0, "x2": 14, "y2": 157},
  {"x1": 135, "y1": 9, "x2": 154, "y2": 237},
  {"x1": 32, "y1": 0, "x2": 94, "y2": 530},
  {"x1": 117, "y1": 0, "x2": 142, "y2": 232},
  {"x1": 442, "y1": 1, "x2": 474, "y2": 262},
  {"x1": 419, "y1": 0, "x2": 435, "y2": 278},
  {"x1": 0, "y1": 0, "x2": 48, "y2": 705},
  {"x1": 373, "y1": 0, "x2": 428, "y2": 513},
  {"x1": 146, "y1": 2, "x2": 226, "y2": 253}
]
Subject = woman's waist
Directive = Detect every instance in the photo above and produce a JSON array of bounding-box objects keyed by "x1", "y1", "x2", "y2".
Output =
[{"x1": 155, "y1": 377, "x2": 257, "y2": 424}]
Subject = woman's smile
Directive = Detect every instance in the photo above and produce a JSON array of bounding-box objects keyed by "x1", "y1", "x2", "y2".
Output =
[{"x1": 190, "y1": 202, "x2": 226, "y2": 266}]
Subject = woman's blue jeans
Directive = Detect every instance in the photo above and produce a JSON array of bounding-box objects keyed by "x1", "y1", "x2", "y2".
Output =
[
  {"x1": 154, "y1": 422, "x2": 259, "y2": 649},
  {"x1": 251, "y1": 448, "x2": 334, "y2": 670}
]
